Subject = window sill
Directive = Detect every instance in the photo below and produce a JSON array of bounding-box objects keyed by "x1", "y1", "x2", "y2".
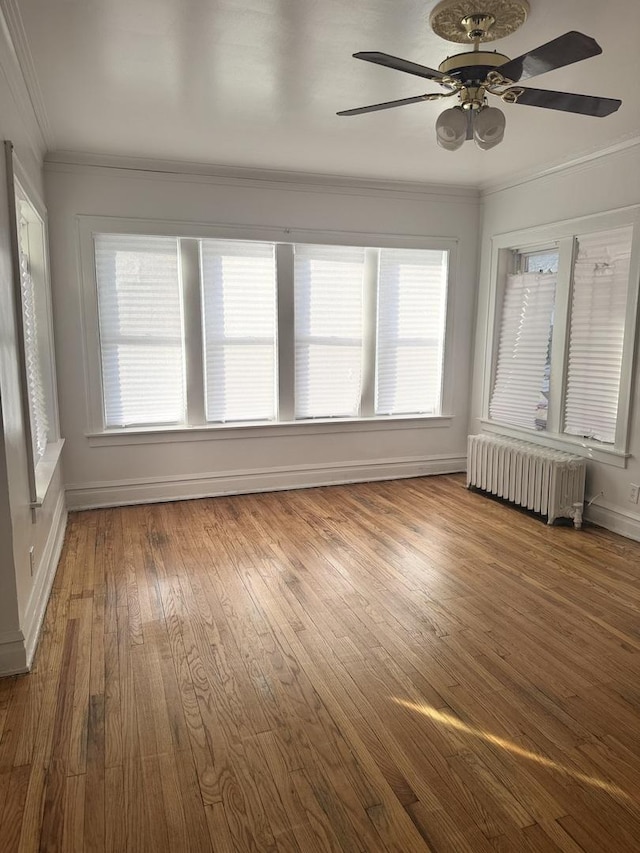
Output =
[
  {"x1": 86, "y1": 414, "x2": 454, "y2": 447},
  {"x1": 32, "y1": 438, "x2": 65, "y2": 507},
  {"x1": 479, "y1": 420, "x2": 629, "y2": 469}
]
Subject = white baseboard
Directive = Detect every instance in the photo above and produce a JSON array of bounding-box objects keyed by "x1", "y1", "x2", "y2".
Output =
[
  {"x1": 65, "y1": 454, "x2": 467, "y2": 510},
  {"x1": 0, "y1": 629, "x2": 28, "y2": 677},
  {"x1": 585, "y1": 501, "x2": 640, "y2": 543},
  {"x1": 23, "y1": 488, "x2": 68, "y2": 669}
]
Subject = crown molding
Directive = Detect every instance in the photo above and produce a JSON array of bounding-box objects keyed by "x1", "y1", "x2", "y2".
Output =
[
  {"x1": 43, "y1": 149, "x2": 481, "y2": 203},
  {"x1": 480, "y1": 134, "x2": 640, "y2": 197},
  {"x1": 44, "y1": 136, "x2": 640, "y2": 204},
  {"x1": 0, "y1": 2, "x2": 47, "y2": 163},
  {"x1": 0, "y1": 0, "x2": 54, "y2": 151}
]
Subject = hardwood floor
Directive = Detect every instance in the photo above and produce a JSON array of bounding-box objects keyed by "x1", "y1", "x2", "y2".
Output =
[{"x1": 2, "y1": 474, "x2": 640, "y2": 851}]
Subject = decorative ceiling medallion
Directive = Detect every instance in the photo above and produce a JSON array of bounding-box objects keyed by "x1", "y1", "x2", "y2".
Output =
[{"x1": 430, "y1": 0, "x2": 530, "y2": 44}]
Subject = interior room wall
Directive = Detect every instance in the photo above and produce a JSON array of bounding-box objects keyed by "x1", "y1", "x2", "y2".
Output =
[
  {"x1": 44, "y1": 157, "x2": 480, "y2": 509},
  {"x1": 0, "y1": 14, "x2": 66, "y2": 674},
  {"x1": 472, "y1": 142, "x2": 640, "y2": 541}
]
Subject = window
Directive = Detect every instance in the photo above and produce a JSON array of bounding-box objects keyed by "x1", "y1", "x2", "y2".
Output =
[
  {"x1": 201, "y1": 240, "x2": 277, "y2": 422},
  {"x1": 488, "y1": 213, "x2": 639, "y2": 458},
  {"x1": 522, "y1": 250, "x2": 559, "y2": 274},
  {"x1": 490, "y1": 265, "x2": 557, "y2": 431},
  {"x1": 19, "y1": 214, "x2": 50, "y2": 464},
  {"x1": 6, "y1": 139, "x2": 63, "y2": 506},
  {"x1": 89, "y1": 231, "x2": 451, "y2": 433},
  {"x1": 564, "y1": 228, "x2": 633, "y2": 444},
  {"x1": 95, "y1": 235, "x2": 185, "y2": 427},
  {"x1": 376, "y1": 248, "x2": 448, "y2": 416},
  {"x1": 294, "y1": 245, "x2": 365, "y2": 419}
]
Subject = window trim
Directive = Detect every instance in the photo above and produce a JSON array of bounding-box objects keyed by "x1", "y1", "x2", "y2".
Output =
[
  {"x1": 78, "y1": 215, "x2": 458, "y2": 437},
  {"x1": 5, "y1": 142, "x2": 63, "y2": 508},
  {"x1": 85, "y1": 414, "x2": 454, "y2": 446},
  {"x1": 483, "y1": 205, "x2": 640, "y2": 465}
]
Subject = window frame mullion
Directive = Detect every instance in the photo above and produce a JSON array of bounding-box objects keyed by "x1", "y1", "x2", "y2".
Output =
[
  {"x1": 180, "y1": 238, "x2": 206, "y2": 426},
  {"x1": 547, "y1": 236, "x2": 575, "y2": 435},
  {"x1": 614, "y1": 219, "x2": 640, "y2": 450},
  {"x1": 360, "y1": 248, "x2": 379, "y2": 418},
  {"x1": 276, "y1": 243, "x2": 295, "y2": 422}
]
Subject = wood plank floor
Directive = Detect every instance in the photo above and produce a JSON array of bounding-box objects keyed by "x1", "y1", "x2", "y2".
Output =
[{"x1": 2, "y1": 475, "x2": 640, "y2": 852}]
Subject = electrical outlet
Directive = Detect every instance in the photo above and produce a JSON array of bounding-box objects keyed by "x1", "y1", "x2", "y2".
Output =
[
  {"x1": 29, "y1": 545, "x2": 35, "y2": 576},
  {"x1": 630, "y1": 484, "x2": 640, "y2": 505}
]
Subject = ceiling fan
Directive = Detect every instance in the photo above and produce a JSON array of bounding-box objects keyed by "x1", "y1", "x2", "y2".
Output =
[{"x1": 337, "y1": 0, "x2": 622, "y2": 150}]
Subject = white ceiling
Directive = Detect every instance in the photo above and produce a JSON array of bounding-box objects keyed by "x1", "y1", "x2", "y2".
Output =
[{"x1": 12, "y1": 0, "x2": 640, "y2": 186}]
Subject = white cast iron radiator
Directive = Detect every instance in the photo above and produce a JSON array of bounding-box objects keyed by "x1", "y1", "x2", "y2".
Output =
[{"x1": 467, "y1": 434, "x2": 586, "y2": 528}]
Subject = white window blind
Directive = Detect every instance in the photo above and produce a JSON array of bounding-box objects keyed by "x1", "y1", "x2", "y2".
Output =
[
  {"x1": 375, "y1": 248, "x2": 448, "y2": 416},
  {"x1": 490, "y1": 272, "x2": 556, "y2": 430},
  {"x1": 19, "y1": 247, "x2": 49, "y2": 463},
  {"x1": 95, "y1": 234, "x2": 185, "y2": 428},
  {"x1": 564, "y1": 227, "x2": 633, "y2": 444},
  {"x1": 294, "y1": 245, "x2": 365, "y2": 419},
  {"x1": 200, "y1": 240, "x2": 277, "y2": 422}
]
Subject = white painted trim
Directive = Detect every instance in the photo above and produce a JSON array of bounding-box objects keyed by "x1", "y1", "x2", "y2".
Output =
[
  {"x1": 180, "y1": 239, "x2": 206, "y2": 427},
  {"x1": 479, "y1": 420, "x2": 629, "y2": 468},
  {"x1": 276, "y1": 243, "x2": 295, "y2": 422},
  {"x1": 0, "y1": 0, "x2": 55, "y2": 150},
  {"x1": 86, "y1": 416, "x2": 454, "y2": 447},
  {"x1": 585, "y1": 500, "x2": 640, "y2": 544},
  {"x1": 481, "y1": 135, "x2": 640, "y2": 197},
  {"x1": 0, "y1": 628, "x2": 22, "y2": 644},
  {"x1": 0, "y1": 2, "x2": 46, "y2": 162},
  {"x1": 65, "y1": 454, "x2": 467, "y2": 510},
  {"x1": 490, "y1": 206, "x2": 640, "y2": 251},
  {"x1": 43, "y1": 140, "x2": 640, "y2": 202},
  {"x1": 481, "y1": 246, "x2": 511, "y2": 422},
  {"x1": 78, "y1": 215, "x2": 462, "y2": 250},
  {"x1": 0, "y1": 630, "x2": 27, "y2": 677},
  {"x1": 22, "y1": 487, "x2": 67, "y2": 669},
  {"x1": 33, "y1": 438, "x2": 64, "y2": 506},
  {"x1": 11, "y1": 148, "x2": 46, "y2": 217},
  {"x1": 44, "y1": 151, "x2": 480, "y2": 204},
  {"x1": 546, "y1": 237, "x2": 575, "y2": 435}
]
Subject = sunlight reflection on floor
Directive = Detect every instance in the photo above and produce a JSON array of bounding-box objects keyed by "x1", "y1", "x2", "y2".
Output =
[{"x1": 394, "y1": 697, "x2": 633, "y2": 802}]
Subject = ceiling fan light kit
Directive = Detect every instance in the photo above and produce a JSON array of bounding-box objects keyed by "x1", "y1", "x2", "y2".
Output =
[
  {"x1": 473, "y1": 105, "x2": 506, "y2": 148},
  {"x1": 436, "y1": 106, "x2": 467, "y2": 150},
  {"x1": 338, "y1": 0, "x2": 621, "y2": 152}
]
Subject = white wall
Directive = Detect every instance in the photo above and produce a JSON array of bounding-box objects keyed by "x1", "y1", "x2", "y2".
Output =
[
  {"x1": 472, "y1": 142, "x2": 640, "y2": 541},
  {"x1": 0, "y1": 12, "x2": 66, "y2": 674},
  {"x1": 44, "y1": 158, "x2": 480, "y2": 509}
]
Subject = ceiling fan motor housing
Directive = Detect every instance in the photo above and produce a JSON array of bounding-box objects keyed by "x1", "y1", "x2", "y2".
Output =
[{"x1": 438, "y1": 51, "x2": 511, "y2": 87}]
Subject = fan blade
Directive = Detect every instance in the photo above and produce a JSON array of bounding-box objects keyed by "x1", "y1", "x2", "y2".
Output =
[
  {"x1": 337, "y1": 94, "x2": 437, "y2": 116},
  {"x1": 504, "y1": 87, "x2": 621, "y2": 117},
  {"x1": 353, "y1": 52, "x2": 446, "y2": 82},
  {"x1": 493, "y1": 31, "x2": 602, "y2": 84}
]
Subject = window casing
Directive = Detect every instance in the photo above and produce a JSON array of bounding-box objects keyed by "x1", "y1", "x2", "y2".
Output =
[
  {"x1": 85, "y1": 226, "x2": 453, "y2": 435},
  {"x1": 485, "y1": 208, "x2": 640, "y2": 464}
]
